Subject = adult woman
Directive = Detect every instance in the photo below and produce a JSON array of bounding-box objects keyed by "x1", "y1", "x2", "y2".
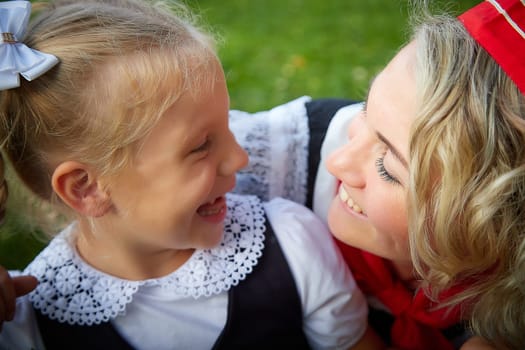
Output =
[{"x1": 232, "y1": 1, "x2": 524, "y2": 349}]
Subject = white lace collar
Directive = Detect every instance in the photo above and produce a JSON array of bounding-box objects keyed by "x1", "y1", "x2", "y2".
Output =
[{"x1": 25, "y1": 194, "x2": 266, "y2": 325}]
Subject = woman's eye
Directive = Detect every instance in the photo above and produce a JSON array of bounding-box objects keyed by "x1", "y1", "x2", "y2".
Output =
[
  {"x1": 191, "y1": 139, "x2": 210, "y2": 153},
  {"x1": 375, "y1": 155, "x2": 400, "y2": 185}
]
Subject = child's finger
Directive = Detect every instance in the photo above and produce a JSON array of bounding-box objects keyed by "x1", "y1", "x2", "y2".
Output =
[
  {"x1": 13, "y1": 275, "x2": 38, "y2": 297},
  {"x1": 0, "y1": 268, "x2": 16, "y2": 322}
]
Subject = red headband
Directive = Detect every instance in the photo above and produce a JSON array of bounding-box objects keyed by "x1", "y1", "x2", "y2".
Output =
[{"x1": 459, "y1": 0, "x2": 525, "y2": 95}]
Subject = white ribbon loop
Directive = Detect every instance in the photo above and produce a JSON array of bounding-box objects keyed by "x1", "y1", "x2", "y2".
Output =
[{"x1": 0, "y1": 1, "x2": 59, "y2": 90}]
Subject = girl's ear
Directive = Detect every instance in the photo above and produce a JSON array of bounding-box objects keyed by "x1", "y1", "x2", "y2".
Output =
[{"x1": 51, "y1": 161, "x2": 112, "y2": 217}]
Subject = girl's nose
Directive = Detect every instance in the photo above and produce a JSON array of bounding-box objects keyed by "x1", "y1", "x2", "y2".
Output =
[{"x1": 219, "y1": 132, "x2": 249, "y2": 176}]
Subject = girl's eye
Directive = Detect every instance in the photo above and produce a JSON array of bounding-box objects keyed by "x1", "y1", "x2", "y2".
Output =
[
  {"x1": 191, "y1": 138, "x2": 210, "y2": 153},
  {"x1": 375, "y1": 155, "x2": 400, "y2": 185}
]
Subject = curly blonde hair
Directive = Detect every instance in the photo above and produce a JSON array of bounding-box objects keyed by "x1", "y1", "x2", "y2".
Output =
[
  {"x1": 408, "y1": 11, "x2": 525, "y2": 350},
  {"x1": 0, "y1": 0, "x2": 218, "y2": 221}
]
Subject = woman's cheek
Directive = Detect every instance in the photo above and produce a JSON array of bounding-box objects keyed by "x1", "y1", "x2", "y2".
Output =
[{"x1": 367, "y1": 198, "x2": 409, "y2": 253}]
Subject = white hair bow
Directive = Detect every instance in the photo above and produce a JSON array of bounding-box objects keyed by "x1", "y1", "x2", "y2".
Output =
[{"x1": 0, "y1": 1, "x2": 59, "y2": 90}]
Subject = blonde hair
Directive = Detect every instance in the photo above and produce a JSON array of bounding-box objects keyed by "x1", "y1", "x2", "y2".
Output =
[
  {"x1": 0, "y1": 0, "x2": 218, "y2": 221},
  {"x1": 408, "y1": 11, "x2": 525, "y2": 349}
]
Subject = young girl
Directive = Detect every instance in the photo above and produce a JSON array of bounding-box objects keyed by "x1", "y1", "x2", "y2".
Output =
[{"x1": 0, "y1": 1, "x2": 383, "y2": 349}]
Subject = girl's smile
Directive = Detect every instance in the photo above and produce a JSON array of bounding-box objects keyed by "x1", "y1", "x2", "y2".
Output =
[{"x1": 197, "y1": 196, "x2": 228, "y2": 223}]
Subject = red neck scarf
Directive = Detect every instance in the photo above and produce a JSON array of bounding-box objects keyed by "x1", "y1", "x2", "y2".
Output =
[{"x1": 336, "y1": 241, "x2": 463, "y2": 350}]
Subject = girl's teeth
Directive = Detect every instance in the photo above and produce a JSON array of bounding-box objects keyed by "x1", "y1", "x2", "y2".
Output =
[
  {"x1": 200, "y1": 207, "x2": 223, "y2": 216},
  {"x1": 339, "y1": 186, "x2": 363, "y2": 214}
]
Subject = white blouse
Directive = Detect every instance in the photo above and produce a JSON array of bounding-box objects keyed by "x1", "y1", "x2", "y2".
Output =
[{"x1": 2, "y1": 194, "x2": 367, "y2": 350}]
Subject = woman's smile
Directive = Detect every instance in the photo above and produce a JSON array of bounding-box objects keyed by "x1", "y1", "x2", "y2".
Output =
[{"x1": 338, "y1": 185, "x2": 365, "y2": 216}]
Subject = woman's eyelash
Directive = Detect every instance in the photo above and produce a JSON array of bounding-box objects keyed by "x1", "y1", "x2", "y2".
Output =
[{"x1": 375, "y1": 156, "x2": 400, "y2": 184}]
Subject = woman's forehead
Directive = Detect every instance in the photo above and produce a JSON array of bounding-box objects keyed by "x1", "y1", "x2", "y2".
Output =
[{"x1": 367, "y1": 43, "x2": 417, "y2": 156}]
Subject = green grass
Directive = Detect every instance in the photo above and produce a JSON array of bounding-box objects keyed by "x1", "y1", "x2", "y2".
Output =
[
  {"x1": 1, "y1": 0, "x2": 480, "y2": 270},
  {"x1": 191, "y1": 0, "x2": 479, "y2": 111}
]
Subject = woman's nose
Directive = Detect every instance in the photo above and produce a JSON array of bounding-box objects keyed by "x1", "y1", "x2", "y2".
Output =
[{"x1": 325, "y1": 121, "x2": 369, "y2": 189}]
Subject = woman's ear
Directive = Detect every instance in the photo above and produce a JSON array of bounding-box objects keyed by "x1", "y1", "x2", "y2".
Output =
[{"x1": 51, "y1": 161, "x2": 112, "y2": 217}]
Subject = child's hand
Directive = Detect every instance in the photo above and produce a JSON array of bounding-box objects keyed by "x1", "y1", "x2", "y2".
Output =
[{"x1": 0, "y1": 266, "x2": 38, "y2": 331}]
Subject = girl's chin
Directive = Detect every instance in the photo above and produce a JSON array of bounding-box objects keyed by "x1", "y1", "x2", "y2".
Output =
[{"x1": 196, "y1": 235, "x2": 223, "y2": 250}]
